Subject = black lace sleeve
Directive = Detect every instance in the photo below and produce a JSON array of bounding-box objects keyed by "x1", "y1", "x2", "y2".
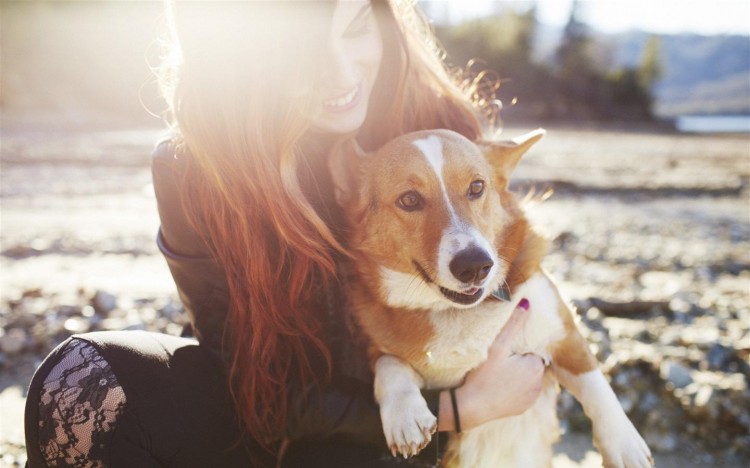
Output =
[{"x1": 37, "y1": 338, "x2": 127, "y2": 467}]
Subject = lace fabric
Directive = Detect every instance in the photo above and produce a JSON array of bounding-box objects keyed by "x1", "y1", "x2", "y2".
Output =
[{"x1": 38, "y1": 338, "x2": 127, "y2": 467}]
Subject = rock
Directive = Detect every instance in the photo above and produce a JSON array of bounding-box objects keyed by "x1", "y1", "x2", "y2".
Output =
[
  {"x1": 97, "y1": 311, "x2": 145, "y2": 331},
  {"x1": 602, "y1": 317, "x2": 647, "y2": 339},
  {"x1": 21, "y1": 288, "x2": 44, "y2": 299},
  {"x1": 585, "y1": 306, "x2": 603, "y2": 322},
  {"x1": 643, "y1": 428, "x2": 679, "y2": 453},
  {"x1": 18, "y1": 297, "x2": 50, "y2": 316},
  {"x1": 640, "y1": 391, "x2": 660, "y2": 412},
  {"x1": 678, "y1": 323, "x2": 720, "y2": 348},
  {"x1": 139, "y1": 307, "x2": 157, "y2": 323},
  {"x1": 5, "y1": 309, "x2": 37, "y2": 329},
  {"x1": 98, "y1": 318, "x2": 128, "y2": 331},
  {"x1": 668, "y1": 296, "x2": 694, "y2": 322},
  {"x1": 706, "y1": 343, "x2": 734, "y2": 370},
  {"x1": 617, "y1": 394, "x2": 634, "y2": 413},
  {"x1": 63, "y1": 317, "x2": 89, "y2": 334},
  {"x1": 660, "y1": 360, "x2": 694, "y2": 389},
  {"x1": 81, "y1": 305, "x2": 95, "y2": 317},
  {"x1": 693, "y1": 384, "x2": 714, "y2": 408},
  {"x1": 165, "y1": 322, "x2": 184, "y2": 337},
  {"x1": 92, "y1": 290, "x2": 118, "y2": 315},
  {"x1": 159, "y1": 300, "x2": 184, "y2": 322},
  {"x1": 658, "y1": 328, "x2": 682, "y2": 346},
  {"x1": 123, "y1": 322, "x2": 147, "y2": 331},
  {"x1": 0, "y1": 328, "x2": 27, "y2": 355},
  {"x1": 43, "y1": 315, "x2": 67, "y2": 337},
  {"x1": 55, "y1": 305, "x2": 81, "y2": 318}
]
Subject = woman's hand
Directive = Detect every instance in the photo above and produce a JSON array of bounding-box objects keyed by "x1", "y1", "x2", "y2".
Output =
[{"x1": 438, "y1": 299, "x2": 546, "y2": 432}]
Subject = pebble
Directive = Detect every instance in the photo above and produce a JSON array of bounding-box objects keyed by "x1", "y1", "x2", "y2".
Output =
[
  {"x1": 661, "y1": 360, "x2": 694, "y2": 389},
  {"x1": 92, "y1": 290, "x2": 118, "y2": 315},
  {"x1": 691, "y1": 385, "x2": 716, "y2": 417},
  {"x1": 0, "y1": 328, "x2": 27, "y2": 355},
  {"x1": 63, "y1": 317, "x2": 89, "y2": 334},
  {"x1": 644, "y1": 429, "x2": 679, "y2": 453},
  {"x1": 679, "y1": 326, "x2": 720, "y2": 348},
  {"x1": 705, "y1": 343, "x2": 735, "y2": 370},
  {"x1": 668, "y1": 295, "x2": 692, "y2": 313},
  {"x1": 2, "y1": 274, "x2": 749, "y2": 461}
]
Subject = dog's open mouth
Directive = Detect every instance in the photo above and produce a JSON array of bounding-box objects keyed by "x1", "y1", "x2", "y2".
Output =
[
  {"x1": 439, "y1": 286, "x2": 484, "y2": 305},
  {"x1": 413, "y1": 260, "x2": 485, "y2": 306}
]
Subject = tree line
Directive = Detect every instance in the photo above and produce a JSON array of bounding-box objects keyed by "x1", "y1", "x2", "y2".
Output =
[{"x1": 432, "y1": 1, "x2": 663, "y2": 123}]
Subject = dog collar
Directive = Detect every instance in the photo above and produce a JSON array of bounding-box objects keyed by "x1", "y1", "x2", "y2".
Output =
[{"x1": 489, "y1": 284, "x2": 512, "y2": 302}]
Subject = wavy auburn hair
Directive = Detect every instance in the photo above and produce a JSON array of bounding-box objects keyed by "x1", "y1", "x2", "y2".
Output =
[{"x1": 159, "y1": 0, "x2": 497, "y2": 452}]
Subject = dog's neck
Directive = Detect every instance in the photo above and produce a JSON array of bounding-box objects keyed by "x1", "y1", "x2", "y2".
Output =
[{"x1": 495, "y1": 215, "x2": 549, "y2": 298}]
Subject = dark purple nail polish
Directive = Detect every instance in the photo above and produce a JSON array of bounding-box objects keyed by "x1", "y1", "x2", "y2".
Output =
[{"x1": 518, "y1": 298, "x2": 530, "y2": 310}]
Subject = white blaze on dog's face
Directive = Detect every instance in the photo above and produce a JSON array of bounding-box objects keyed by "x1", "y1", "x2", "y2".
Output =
[
  {"x1": 401, "y1": 132, "x2": 507, "y2": 309},
  {"x1": 332, "y1": 129, "x2": 536, "y2": 311}
]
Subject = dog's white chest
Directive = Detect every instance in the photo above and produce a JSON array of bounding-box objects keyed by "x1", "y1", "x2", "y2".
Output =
[
  {"x1": 420, "y1": 273, "x2": 565, "y2": 389},
  {"x1": 420, "y1": 304, "x2": 504, "y2": 388}
]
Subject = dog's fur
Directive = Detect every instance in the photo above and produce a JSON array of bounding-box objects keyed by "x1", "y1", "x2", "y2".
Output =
[{"x1": 329, "y1": 129, "x2": 652, "y2": 467}]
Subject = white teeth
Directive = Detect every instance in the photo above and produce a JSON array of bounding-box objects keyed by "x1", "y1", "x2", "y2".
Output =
[{"x1": 323, "y1": 86, "x2": 358, "y2": 108}]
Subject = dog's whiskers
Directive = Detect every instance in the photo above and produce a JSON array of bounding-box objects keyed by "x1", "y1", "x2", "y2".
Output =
[
  {"x1": 404, "y1": 274, "x2": 425, "y2": 297},
  {"x1": 402, "y1": 277, "x2": 432, "y2": 306}
]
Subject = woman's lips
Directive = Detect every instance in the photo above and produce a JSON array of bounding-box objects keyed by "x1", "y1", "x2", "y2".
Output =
[{"x1": 322, "y1": 84, "x2": 360, "y2": 112}]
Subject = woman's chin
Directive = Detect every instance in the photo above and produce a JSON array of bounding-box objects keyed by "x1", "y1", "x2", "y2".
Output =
[{"x1": 310, "y1": 104, "x2": 369, "y2": 136}]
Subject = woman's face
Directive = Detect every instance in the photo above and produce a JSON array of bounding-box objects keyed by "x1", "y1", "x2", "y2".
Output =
[{"x1": 308, "y1": 0, "x2": 383, "y2": 135}]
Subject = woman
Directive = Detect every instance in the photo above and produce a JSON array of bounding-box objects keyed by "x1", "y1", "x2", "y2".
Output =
[{"x1": 25, "y1": 1, "x2": 546, "y2": 466}]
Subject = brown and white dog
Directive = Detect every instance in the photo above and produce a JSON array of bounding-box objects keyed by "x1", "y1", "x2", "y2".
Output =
[{"x1": 329, "y1": 129, "x2": 653, "y2": 467}]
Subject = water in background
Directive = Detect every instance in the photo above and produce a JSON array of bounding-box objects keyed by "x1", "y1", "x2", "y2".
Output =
[{"x1": 676, "y1": 115, "x2": 750, "y2": 133}]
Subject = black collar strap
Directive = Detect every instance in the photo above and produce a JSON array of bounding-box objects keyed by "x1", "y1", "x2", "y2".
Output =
[{"x1": 489, "y1": 284, "x2": 512, "y2": 302}]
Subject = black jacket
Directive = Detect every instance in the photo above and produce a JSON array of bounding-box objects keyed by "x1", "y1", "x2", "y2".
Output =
[{"x1": 151, "y1": 140, "x2": 442, "y2": 463}]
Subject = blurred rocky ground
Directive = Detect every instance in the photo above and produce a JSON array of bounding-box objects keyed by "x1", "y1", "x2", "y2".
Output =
[{"x1": 1, "y1": 125, "x2": 748, "y2": 467}]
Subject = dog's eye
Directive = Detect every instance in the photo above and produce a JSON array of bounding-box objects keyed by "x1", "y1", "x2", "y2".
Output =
[
  {"x1": 397, "y1": 191, "x2": 424, "y2": 211},
  {"x1": 468, "y1": 180, "x2": 485, "y2": 199}
]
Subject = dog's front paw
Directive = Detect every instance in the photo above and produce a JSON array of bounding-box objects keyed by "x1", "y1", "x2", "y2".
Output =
[
  {"x1": 594, "y1": 417, "x2": 653, "y2": 468},
  {"x1": 380, "y1": 395, "x2": 437, "y2": 458}
]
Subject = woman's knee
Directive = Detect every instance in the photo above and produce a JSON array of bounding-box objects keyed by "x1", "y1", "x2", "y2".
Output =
[
  {"x1": 27, "y1": 336, "x2": 127, "y2": 467},
  {"x1": 25, "y1": 331, "x2": 253, "y2": 467}
]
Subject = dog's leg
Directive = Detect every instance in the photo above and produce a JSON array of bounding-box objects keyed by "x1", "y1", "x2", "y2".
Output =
[
  {"x1": 554, "y1": 366, "x2": 652, "y2": 468},
  {"x1": 374, "y1": 354, "x2": 437, "y2": 458},
  {"x1": 548, "y1": 285, "x2": 653, "y2": 468}
]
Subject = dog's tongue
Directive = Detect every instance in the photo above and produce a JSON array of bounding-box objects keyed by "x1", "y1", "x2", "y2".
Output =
[{"x1": 462, "y1": 287, "x2": 480, "y2": 296}]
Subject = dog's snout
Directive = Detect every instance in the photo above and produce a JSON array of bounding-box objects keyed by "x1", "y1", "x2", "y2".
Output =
[{"x1": 450, "y1": 248, "x2": 493, "y2": 283}]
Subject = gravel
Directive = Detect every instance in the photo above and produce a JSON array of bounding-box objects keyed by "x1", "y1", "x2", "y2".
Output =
[{"x1": 1, "y1": 125, "x2": 748, "y2": 466}]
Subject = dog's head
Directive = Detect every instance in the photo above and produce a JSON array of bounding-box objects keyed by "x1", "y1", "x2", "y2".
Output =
[{"x1": 330, "y1": 129, "x2": 545, "y2": 311}]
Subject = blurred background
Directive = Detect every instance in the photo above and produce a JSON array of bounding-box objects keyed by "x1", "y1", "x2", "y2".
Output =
[{"x1": 1, "y1": 1, "x2": 748, "y2": 467}]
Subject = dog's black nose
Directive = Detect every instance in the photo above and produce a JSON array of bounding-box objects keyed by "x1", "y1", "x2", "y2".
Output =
[{"x1": 450, "y1": 248, "x2": 494, "y2": 283}]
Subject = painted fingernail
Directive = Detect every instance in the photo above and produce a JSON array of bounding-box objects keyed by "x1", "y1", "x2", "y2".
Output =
[{"x1": 518, "y1": 298, "x2": 530, "y2": 310}]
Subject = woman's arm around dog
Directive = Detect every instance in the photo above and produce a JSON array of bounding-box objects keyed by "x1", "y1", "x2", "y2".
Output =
[{"x1": 438, "y1": 301, "x2": 546, "y2": 432}]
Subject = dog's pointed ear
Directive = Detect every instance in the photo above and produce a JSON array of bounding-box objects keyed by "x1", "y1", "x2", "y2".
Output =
[
  {"x1": 328, "y1": 138, "x2": 369, "y2": 207},
  {"x1": 480, "y1": 128, "x2": 545, "y2": 182}
]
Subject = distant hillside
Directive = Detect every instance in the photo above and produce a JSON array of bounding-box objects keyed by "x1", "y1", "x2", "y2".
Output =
[
  {"x1": 534, "y1": 27, "x2": 750, "y2": 117},
  {"x1": 609, "y1": 32, "x2": 750, "y2": 117},
  {"x1": 2, "y1": 1, "x2": 747, "y2": 126}
]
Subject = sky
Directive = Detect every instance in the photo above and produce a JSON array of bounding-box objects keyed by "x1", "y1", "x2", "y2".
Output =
[{"x1": 432, "y1": 0, "x2": 750, "y2": 36}]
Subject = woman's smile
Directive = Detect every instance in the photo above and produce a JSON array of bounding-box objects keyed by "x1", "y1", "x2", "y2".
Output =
[
  {"x1": 309, "y1": 0, "x2": 382, "y2": 134},
  {"x1": 322, "y1": 84, "x2": 361, "y2": 112}
]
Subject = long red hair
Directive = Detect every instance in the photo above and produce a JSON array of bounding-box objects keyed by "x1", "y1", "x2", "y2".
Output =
[{"x1": 159, "y1": 0, "x2": 496, "y2": 453}]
